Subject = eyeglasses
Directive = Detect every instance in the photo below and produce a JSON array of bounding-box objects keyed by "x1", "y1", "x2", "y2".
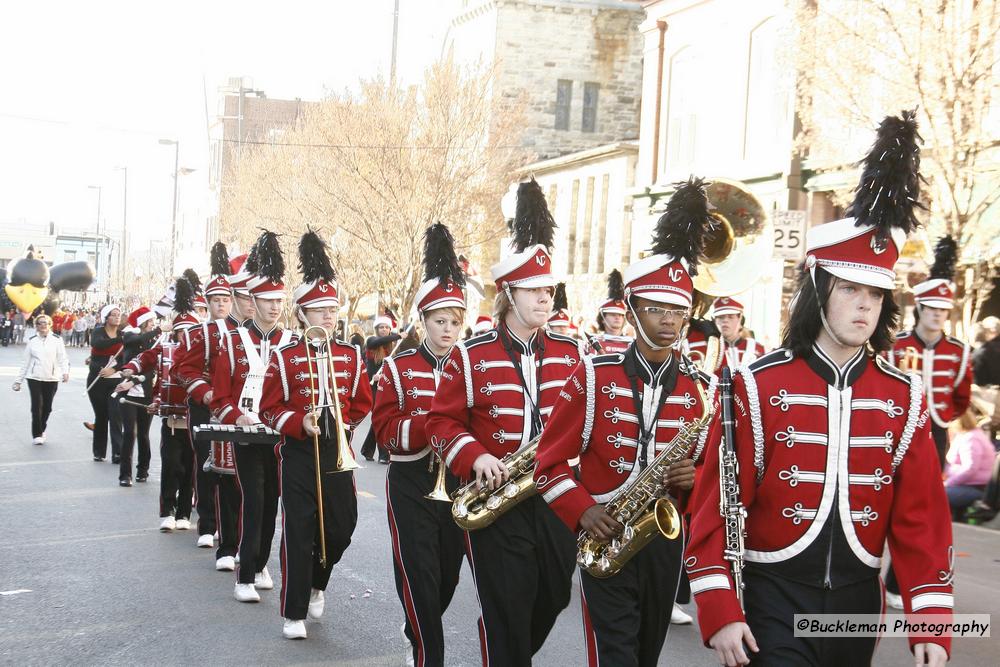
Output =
[{"x1": 637, "y1": 306, "x2": 689, "y2": 320}]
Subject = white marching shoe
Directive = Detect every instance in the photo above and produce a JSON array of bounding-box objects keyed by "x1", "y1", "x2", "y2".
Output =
[
  {"x1": 254, "y1": 567, "x2": 274, "y2": 590},
  {"x1": 234, "y1": 583, "x2": 260, "y2": 603},
  {"x1": 216, "y1": 556, "x2": 236, "y2": 572},
  {"x1": 886, "y1": 591, "x2": 904, "y2": 610},
  {"x1": 196, "y1": 534, "x2": 214, "y2": 548},
  {"x1": 671, "y1": 604, "x2": 693, "y2": 625},
  {"x1": 307, "y1": 589, "x2": 325, "y2": 619},
  {"x1": 283, "y1": 619, "x2": 307, "y2": 639},
  {"x1": 159, "y1": 516, "x2": 176, "y2": 532},
  {"x1": 175, "y1": 518, "x2": 191, "y2": 531},
  {"x1": 32, "y1": 436, "x2": 43, "y2": 445}
]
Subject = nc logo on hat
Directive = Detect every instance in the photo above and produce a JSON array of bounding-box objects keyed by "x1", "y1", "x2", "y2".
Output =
[
  {"x1": 869, "y1": 236, "x2": 886, "y2": 255},
  {"x1": 536, "y1": 255, "x2": 546, "y2": 266},
  {"x1": 721, "y1": 298, "x2": 730, "y2": 304},
  {"x1": 445, "y1": 282, "x2": 454, "y2": 292},
  {"x1": 318, "y1": 283, "x2": 328, "y2": 292},
  {"x1": 939, "y1": 286, "x2": 947, "y2": 294},
  {"x1": 668, "y1": 267, "x2": 684, "y2": 282}
]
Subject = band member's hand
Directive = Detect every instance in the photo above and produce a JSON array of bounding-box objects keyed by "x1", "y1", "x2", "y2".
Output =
[
  {"x1": 11, "y1": 382, "x2": 20, "y2": 392},
  {"x1": 665, "y1": 458, "x2": 696, "y2": 493},
  {"x1": 98, "y1": 366, "x2": 116, "y2": 378},
  {"x1": 121, "y1": 369, "x2": 134, "y2": 378},
  {"x1": 472, "y1": 453, "x2": 508, "y2": 491},
  {"x1": 114, "y1": 380, "x2": 133, "y2": 394},
  {"x1": 709, "y1": 622, "x2": 758, "y2": 666},
  {"x1": 160, "y1": 322, "x2": 172, "y2": 333},
  {"x1": 84, "y1": 356, "x2": 91, "y2": 365},
  {"x1": 61, "y1": 373, "x2": 69, "y2": 383},
  {"x1": 147, "y1": 401, "x2": 160, "y2": 415},
  {"x1": 235, "y1": 414, "x2": 256, "y2": 427},
  {"x1": 913, "y1": 642, "x2": 948, "y2": 666},
  {"x1": 303, "y1": 411, "x2": 321, "y2": 437},
  {"x1": 579, "y1": 504, "x2": 623, "y2": 542},
  {"x1": 203, "y1": 390, "x2": 214, "y2": 404}
]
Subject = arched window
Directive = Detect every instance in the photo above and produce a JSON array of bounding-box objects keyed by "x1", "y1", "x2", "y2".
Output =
[
  {"x1": 664, "y1": 47, "x2": 698, "y2": 177},
  {"x1": 743, "y1": 16, "x2": 788, "y2": 167}
]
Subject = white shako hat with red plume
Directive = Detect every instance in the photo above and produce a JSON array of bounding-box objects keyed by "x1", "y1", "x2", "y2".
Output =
[
  {"x1": 414, "y1": 222, "x2": 466, "y2": 314},
  {"x1": 622, "y1": 177, "x2": 713, "y2": 309},
  {"x1": 804, "y1": 110, "x2": 924, "y2": 291},
  {"x1": 913, "y1": 235, "x2": 957, "y2": 309},
  {"x1": 245, "y1": 231, "x2": 285, "y2": 299},
  {"x1": 490, "y1": 178, "x2": 557, "y2": 291},
  {"x1": 204, "y1": 241, "x2": 233, "y2": 297},
  {"x1": 599, "y1": 269, "x2": 626, "y2": 316}
]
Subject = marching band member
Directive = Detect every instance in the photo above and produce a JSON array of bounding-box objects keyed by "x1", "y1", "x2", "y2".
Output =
[
  {"x1": 260, "y1": 229, "x2": 371, "y2": 639},
  {"x1": 427, "y1": 179, "x2": 584, "y2": 666},
  {"x1": 711, "y1": 297, "x2": 766, "y2": 373},
  {"x1": 211, "y1": 232, "x2": 294, "y2": 602},
  {"x1": 117, "y1": 305, "x2": 166, "y2": 486},
  {"x1": 889, "y1": 235, "x2": 972, "y2": 467},
  {"x1": 686, "y1": 111, "x2": 953, "y2": 667},
  {"x1": 120, "y1": 278, "x2": 200, "y2": 531},
  {"x1": 534, "y1": 178, "x2": 712, "y2": 667},
  {"x1": 587, "y1": 268, "x2": 632, "y2": 355},
  {"x1": 373, "y1": 223, "x2": 467, "y2": 666},
  {"x1": 546, "y1": 282, "x2": 572, "y2": 335},
  {"x1": 172, "y1": 242, "x2": 249, "y2": 554}
]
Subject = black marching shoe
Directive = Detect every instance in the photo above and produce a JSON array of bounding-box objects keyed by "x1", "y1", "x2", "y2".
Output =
[
  {"x1": 93, "y1": 456, "x2": 105, "y2": 462},
  {"x1": 136, "y1": 474, "x2": 148, "y2": 483},
  {"x1": 119, "y1": 478, "x2": 133, "y2": 487},
  {"x1": 112, "y1": 456, "x2": 121, "y2": 464}
]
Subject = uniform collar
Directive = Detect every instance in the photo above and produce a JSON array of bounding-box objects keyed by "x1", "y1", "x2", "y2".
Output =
[
  {"x1": 225, "y1": 314, "x2": 241, "y2": 328},
  {"x1": 912, "y1": 328, "x2": 943, "y2": 350},
  {"x1": 625, "y1": 343, "x2": 676, "y2": 388},
  {"x1": 500, "y1": 323, "x2": 542, "y2": 356},
  {"x1": 419, "y1": 342, "x2": 448, "y2": 372},
  {"x1": 807, "y1": 343, "x2": 867, "y2": 390},
  {"x1": 247, "y1": 320, "x2": 280, "y2": 340}
]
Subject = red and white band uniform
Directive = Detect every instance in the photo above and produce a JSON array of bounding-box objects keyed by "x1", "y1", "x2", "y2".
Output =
[
  {"x1": 535, "y1": 346, "x2": 710, "y2": 666},
  {"x1": 426, "y1": 323, "x2": 584, "y2": 665},
  {"x1": 126, "y1": 330, "x2": 195, "y2": 523},
  {"x1": 259, "y1": 332, "x2": 371, "y2": 622},
  {"x1": 590, "y1": 298, "x2": 631, "y2": 355},
  {"x1": 711, "y1": 297, "x2": 766, "y2": 374},
  {"x1": 686, "y1": 345, "x2": 954, "y2": 660},
  {"x1": 210, "y1": 319, "x2": 294, "y2": 585},
  {"x1": 373, "y1": 343, "x2": 464, "y2": 667},
  {"x1": 888, "y1": 330, "x2": 971, "y2": 467},
  {"x1": 171, "y1": 314, "x2": 244, "y2": 556}
]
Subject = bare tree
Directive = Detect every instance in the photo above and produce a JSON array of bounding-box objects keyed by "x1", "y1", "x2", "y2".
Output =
[
  {"x1": 219, "y1": 55, "x2": 528, "y2": 322},
  {"x1": 793, "y1": 0, "x2": 1000, "y2": 327}
]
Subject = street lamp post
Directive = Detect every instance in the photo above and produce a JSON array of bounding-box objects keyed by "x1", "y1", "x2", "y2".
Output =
[
  {"x1": 114, "y1": 166, "x2": 127, "y2": 289},
  {"x1": 159, "y1": 139, "x2": 180, "y2": 274},
  {"x1": 88, "y1": 185, "x2": 102, "y2": 285}
]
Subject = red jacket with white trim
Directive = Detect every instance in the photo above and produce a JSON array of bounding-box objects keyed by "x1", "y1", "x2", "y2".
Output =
[
  {"x1": 372, "y1": 344, "x2": 443, "y2": 459},
  {"x1": 534, "y1": 346, "x2": 710, "y2": 531},
  {"x1": 888, "y1": 330, "x2": 971, "y2": 428},
  {"x1": 259, "y1": 335, "x2": 371, "y2": 441},
  {"x1": 426, "y1": 325, "x2": 584, "y2": 480},
  {"x1": 126, "y1": 336, "x2": 187, "y2": 415},
  {"x1": 586, "y1": 332, "x2": 632, "y2": 355},
  {"x1": 209, "y1": 322, "x2": 292, "y2": 425},
  {"x1": 170, "y1": 316, "x2": 240, "y2": 405},
  {"x1": 685, "y1": 346, "x2": 954, "y2": 656},
  {"x1": 718, "y1": 337, "x2": 766, "y2": 374}
]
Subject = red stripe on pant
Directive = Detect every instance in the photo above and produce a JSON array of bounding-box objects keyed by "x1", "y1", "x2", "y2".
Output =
[
  {"x1": 386, "y1": 475, "x2": 425, "y2": 667},
  {"x1": 579, "y1": 577, "x2": 600, "y2": 667},
  {"x1": 462, "y1": 531, "x2": 491, "y2": 667}
]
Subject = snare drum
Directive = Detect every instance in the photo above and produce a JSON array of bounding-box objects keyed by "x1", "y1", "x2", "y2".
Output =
[{"x1": 207, "y1": 440, "x2": 236, "y2": 475}]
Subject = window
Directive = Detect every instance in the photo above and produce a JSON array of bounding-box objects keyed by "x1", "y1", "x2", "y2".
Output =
[
  {"x1": 743, "y1": 17, "x2": 787, "y2": 165},
  {"x1": 64, "y1": 250, "x2": 77, "y2": 262},
  {"x1": 582, "y1": 82, "x2": 599, "y2": 133},
  {"x1": 580, "y1": 177, "x2": 595, "y2": 274},
  {"x1": 595, "y1": 174, "x2": 610, "y2": 273},
  {"x1": 664, "y1": 48, "x2": 699, "y2": 176},
  {"x1": 567, "y1": 180, "x2": 580, "y2": 273},
  {"x1": 87, "y1": 252, "x2": 96, "y2": 265},
  {"x1": 555, "y1": 80, "x2": 573, "y2": 131}
]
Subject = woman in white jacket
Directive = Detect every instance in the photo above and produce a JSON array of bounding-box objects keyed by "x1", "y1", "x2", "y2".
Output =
[{"x1": 12, "y1": 314, "x2": 69, "y2": 445}]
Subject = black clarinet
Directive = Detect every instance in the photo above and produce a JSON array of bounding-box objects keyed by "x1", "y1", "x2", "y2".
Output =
[{"x1": 718, "y1": 366, "x2": 747, "y2": 609}]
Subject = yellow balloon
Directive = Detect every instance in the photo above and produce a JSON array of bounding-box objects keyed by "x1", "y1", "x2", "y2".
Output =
[{"x1": 5, "y1": 284, "x2": 48, "y2": 313}]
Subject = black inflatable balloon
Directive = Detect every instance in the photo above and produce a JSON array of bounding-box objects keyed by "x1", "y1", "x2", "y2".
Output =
[
  {"x1": 49, "y1": 261, "x2": 95, "y2": 292},
  {"x1": 9, "y1": 254, "x2": 48, "y2": 288}
]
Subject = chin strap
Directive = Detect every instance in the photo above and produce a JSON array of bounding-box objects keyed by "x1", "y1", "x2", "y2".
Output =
[
  {"x1": 503, "y1": 282, "x2": 533, "y2": 330},
  {"x1": 625, "y1": 294, "x2": 670, "y2": 352},
  {"x1": 810, "y1": 267, "x2": 863, "y2": 352}
]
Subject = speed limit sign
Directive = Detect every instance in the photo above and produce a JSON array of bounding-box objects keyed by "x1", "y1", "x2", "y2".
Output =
[{"x1": 772, "y1": 210, "x2": 807, "y2": 261}]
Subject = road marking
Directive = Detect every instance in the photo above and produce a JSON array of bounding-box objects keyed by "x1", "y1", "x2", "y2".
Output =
[
  {"x1": 357, "y1": 490, "x2": 376, "y2": 499},
  {"x1": 0, "y1": 589, "x2": 32, "y2": 596},
  {"x1": 0, "y1": 528, "x2": 153, "y2": 550},
  {"x1": 0, "y1": 458, "x2": 95, "y2": 467}
]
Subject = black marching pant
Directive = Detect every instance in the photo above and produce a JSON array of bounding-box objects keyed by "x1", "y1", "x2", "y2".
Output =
[
  {"x1": 579, "y1": 532, "x2": 685, "y2": 667},
  {"x1": 745, "y1": 569, "x2": 880, "y2": 666},
  {"x1": 279, "y1": 437, "x2": 358, "y2": 620},
  {"x1": 187, "y1": 403, "x2": 219, "y2": 535},
  {"x1": 386, "y1": 457, "x2": 464, "y2": 667},
  {"x1": 234, "y1": 441, "x2": 280, "y2": 584},
  {"x1": 465, "y1": 494, "x2": 577, "y2": 666},
  {"x1": 932, "y1": 422, "x2": 949, "y2": 471},
  {"x1": 26, "y1": 379, "x2": 57, "y2": 438},
  {"x1": 159, "y1": 421, "x2": 194, "y2": 519},
  {"x1": 119, "y1": 401, "x2": 153, "y2": 480},
  {"x1": 87, "y1": 374, "x2": 122, "y2": 460},
  {"x1": 214, "y1": 472, "x2": 241, "y2": 560}
]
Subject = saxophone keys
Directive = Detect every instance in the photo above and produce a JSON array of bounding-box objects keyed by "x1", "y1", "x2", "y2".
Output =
[
  {"x1": 503, "y1": 484, "x2": 519, "y2": 499},
  {"x1": 485, "y1": 495, "x2": 502, "y2": 510},
  {"x1": 453, "y1": 503, "x2": 469, "y2": 519}
]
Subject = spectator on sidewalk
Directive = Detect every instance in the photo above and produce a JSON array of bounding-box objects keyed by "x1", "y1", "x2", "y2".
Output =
[
  {"x1": 11, "y1": 314, "x2": 69, "y2": 445},
  {"x1": 13, "y1": 310, "x2": 25, "y2": 344},
  {"x1": 72, "y1": 311, "x2": 88, "y2": 347},
  {"x1": 945, "y1": 410, "x2": 997, "y2": 521}
]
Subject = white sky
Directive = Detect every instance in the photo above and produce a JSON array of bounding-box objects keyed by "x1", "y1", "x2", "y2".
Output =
[{"x1": 0, "y1": 0, "x2": 454, "y2": 249}]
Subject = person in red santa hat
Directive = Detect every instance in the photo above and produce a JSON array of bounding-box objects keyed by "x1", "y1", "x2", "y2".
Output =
[
  {"x1": 686, "y1": 110, "x2": 953, "y2": 667},
  {"x1": 372, "y1": 222, "x2": 467, "y2": 665},
  {"x1": 586, "y1": 268, "x2": 632, "y2": 354},
  {"x1": 116, "y1": 302, "x2": 170, "y2": 486},
  {"x1": 259, "y1": 228, "x2": 372, "y2": 639},
  {"x1": 471, "y1": 314, "x2": 493, "y2": 336},
  {"x1": 534, "y1": 177, "x2": 713, "y2": 667},
  {"x1": 426, "y1": 178, "x2": 585, "y2": 665},
  {"x1": 709, "y1": 296, "x2": 766, "y2": 374}
]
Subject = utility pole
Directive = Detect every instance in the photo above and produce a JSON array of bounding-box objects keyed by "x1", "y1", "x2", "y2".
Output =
[
  {"x1": 390, "y1": 0, "x2": 400, "y2": 84},
  {"x1": 88, "y1": 185, "x2": 102, "y2": 285},
  {"x1": 115, "y1": 166, "x2": 128, "y2": 288},
  {"x1": 159, "y1": 139, "x2": 180, "y2": 274}
]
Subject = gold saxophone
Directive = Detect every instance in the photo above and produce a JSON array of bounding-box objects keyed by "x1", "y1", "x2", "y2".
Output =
[
  {"x1": 451, "y1": 434, "x2": 541, "y2": 531},
  {"x1": 577, "y1": 370, "x2": 711, "y2": 578}
]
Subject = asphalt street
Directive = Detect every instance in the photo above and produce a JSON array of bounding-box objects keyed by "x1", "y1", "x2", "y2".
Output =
[{"x1": 0, "y1": 344, "x2": 997, "y2": 665}]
